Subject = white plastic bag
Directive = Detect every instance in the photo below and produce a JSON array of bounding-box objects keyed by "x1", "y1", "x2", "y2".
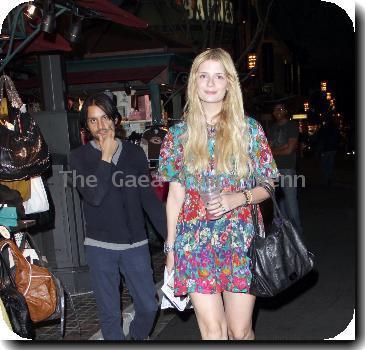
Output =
[
  {"x1": 161, "y1": 267, "x2": 193, "y2": 311},
  {"x1": 23, "y1": 176, "x2": 49, "y2": 214}
]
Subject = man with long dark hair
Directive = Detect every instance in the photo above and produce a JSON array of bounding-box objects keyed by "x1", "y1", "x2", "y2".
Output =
[{"x1": 69, "y1": 92, "x2": 166, "y2": 340}]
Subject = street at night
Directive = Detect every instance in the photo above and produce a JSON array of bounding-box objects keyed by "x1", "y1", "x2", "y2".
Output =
[{"x1": 0, "y1": 0, "x2": 356, "y2": 343}]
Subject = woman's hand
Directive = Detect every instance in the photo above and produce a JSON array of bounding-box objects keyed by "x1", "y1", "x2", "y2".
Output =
[
  {"x1": 165, "y1": 252, "x2": 175, "y2": 275},
  {"x1": 206, "y1": 192, "x2": 245, "y2": 218}
]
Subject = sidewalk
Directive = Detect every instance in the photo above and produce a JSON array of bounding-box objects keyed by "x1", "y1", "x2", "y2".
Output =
[
  {"x1": 33, "y1": 152, "x2": 356, "y2": 341},
  {"x1": 33, "y1": 244, "x2": 166, "y2": 340}
]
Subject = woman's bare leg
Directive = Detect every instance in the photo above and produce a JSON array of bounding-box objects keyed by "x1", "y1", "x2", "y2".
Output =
[
  {"x1": 223, "y1": 291, "x2": 256, "y2": 340},
  {"x1": 189, "y1": 292, "x2": 228, "y2": 340}
]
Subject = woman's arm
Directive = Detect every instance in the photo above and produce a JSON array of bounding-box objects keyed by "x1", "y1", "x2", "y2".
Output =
[
  {"x1": 165, "y1": 181, "x2": 185, "y2": 273},
  {"x1": 166, "y1": 182, "x2": 185, "y2": 244},
  {"x1": 206, "y1": 180, "x2": 274, "y2": 218}
]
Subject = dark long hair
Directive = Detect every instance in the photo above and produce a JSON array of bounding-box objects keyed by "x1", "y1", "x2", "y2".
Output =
[{"x1": 80, "y1": 92, "x2": 121, "y2": 131}]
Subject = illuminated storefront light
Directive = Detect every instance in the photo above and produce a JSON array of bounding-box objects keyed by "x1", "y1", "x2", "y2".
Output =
[
  {"x1": 292, "y1": 114, "x2": 308, "y2": 120},
  {"x1": 248, "y1": 53, "x2": 256, "y2": 70}
]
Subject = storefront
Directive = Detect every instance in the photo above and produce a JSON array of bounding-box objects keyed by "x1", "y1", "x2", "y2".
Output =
[
  {"x1": 2, "y1": 50, "x2": 191, "y2": 293},
  {"x1": 1, "y1": 3, "x2": 194, "y2": 294}
]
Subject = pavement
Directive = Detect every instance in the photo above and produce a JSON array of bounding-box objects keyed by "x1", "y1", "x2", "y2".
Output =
[
  {"x1": 32, "y1": 152, "x2": 356, "y2": 341},
  {"x1": 33, "y1": 244, "x2": 166, "y2": 340}
]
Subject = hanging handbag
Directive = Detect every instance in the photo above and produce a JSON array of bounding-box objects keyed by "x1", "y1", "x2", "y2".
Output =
[
  {"x1": 0, "y1": 206, "x2": 18, "y2": 227},
  {"x1": 0, "y1": 297, "x2": 12, "y2": 331},
  {"x1": 15, "y1": 232, "x2": 80, "y2": 339},
  {"x1": 0, "y1": 252, "x2": 34, "y2": 339},
  {"x1": 0, "y1": 74, "x2": 50, "y2": 181},
  {"x1": 23, "y1": 176, "x2": 49, "y2": 215},
  {"x1": 248, "y1": 182, "x2": 315, "y2": 297},
  {"x1": 0, "y1": 239, "x2": 57, "y2": 323},
  {"x1": 0, "y1": 183, "x2": 25, "y2": 218},
  {"x1": 0, "y1": 179, "x2": 31, "y2": 201}
]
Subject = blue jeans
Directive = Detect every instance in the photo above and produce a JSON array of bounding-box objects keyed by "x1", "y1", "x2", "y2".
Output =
[
  {"x1": 85, "y1": 244, "x2": 158, "y2": 340},
  {"x1": 276, "y1": 168, "x2": 303, "y2": 236}
]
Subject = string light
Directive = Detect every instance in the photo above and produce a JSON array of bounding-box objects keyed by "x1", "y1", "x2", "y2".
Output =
[{"x1": 24, "y1": 3, "x2": 37, "y2": 20}]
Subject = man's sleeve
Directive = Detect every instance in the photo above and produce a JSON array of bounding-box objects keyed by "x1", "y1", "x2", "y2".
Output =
[
  {"x1": 69, "y1": 151, "x2": 112, "y2": 206},
  {"x1": 136, "y1": 147, "x2": 167, "y2": 240}
]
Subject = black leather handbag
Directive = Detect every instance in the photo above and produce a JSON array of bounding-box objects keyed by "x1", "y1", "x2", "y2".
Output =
[
  {"x1": 248, "y1": 182, "x2": 315, "y2": 297},
  {"x1": 0, "y1": 252, "x2": 34, "y2": 339},
  {"x1": 0, "y1": 75, "x2": 50, "y2": 181}
]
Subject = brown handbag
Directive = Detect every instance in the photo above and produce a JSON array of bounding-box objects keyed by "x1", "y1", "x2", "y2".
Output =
[{"x1": 0, "y1": 239, "x2": 57, "y2": 323}]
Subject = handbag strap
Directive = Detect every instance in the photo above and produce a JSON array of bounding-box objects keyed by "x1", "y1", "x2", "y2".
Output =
[
  {"x1": 0, "y1": 249, "x2": 16, "y2": 287},
  {"x1": 0, "y1": 75, "x2": 23, "y2": 109},
  {"x1": 251, "y1": 204, "x2": 261, "y2": 237},
  {"x1": 0, "y1": 239, "x2": 28, "y2": 268},
  {"x1": 257, "y1": 181, "x2": 284, "y2": 218},
  {"x1": 250, "y1": 181, "x2": 285, "y2": 238},
  {"x1": 15, "y1": 232, "x2": 47, "y2": 268}
]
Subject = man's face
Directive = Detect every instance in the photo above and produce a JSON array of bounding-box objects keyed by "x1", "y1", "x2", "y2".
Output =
[
  {"x1": 87, "y1": 105, "x2": 115, "y2": 141},
  {"x1": 272, "y1": 104, "x2": 288, "y2": 122}
]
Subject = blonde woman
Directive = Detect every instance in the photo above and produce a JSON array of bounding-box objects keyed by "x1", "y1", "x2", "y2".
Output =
[{"x1": 158, "y1": 48, "x2": 278, "y2": 340}]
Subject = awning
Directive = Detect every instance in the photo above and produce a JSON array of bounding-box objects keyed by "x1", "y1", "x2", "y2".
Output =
[
  {"x1": 75, "y1": 0, "x2": 148, "y2": 29},
  {"x1": 2, "y1": 1, "x2": 148, "y2": 55},
  {"x1": 23, "y1": 32, "x2": 72, "y2": 53},
  {"x1": 67, "y1": 65, "x2": 164, "y2": 84},
  {"x1": 16, "y1": 65, "x2": 166, "y2": 89},
  {"x1": 2, "y1": 32, "x2": 72, "y2": 54},
  {"x1": 2, "y1": 20, "x2": 73, "y2": 55}
]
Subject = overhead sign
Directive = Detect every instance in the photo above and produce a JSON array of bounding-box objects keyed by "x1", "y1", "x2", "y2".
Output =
[{"x1": 182, "y1": 0, "x2": 234, "y2": 24}]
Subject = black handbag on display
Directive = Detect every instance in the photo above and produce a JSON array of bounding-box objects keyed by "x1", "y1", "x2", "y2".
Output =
[
  {"x1": 0, "y1": 252, "x2": 34, "y2": 339},
  {"x1": 248, "y1": 182, "x2": 315, "y2": 297},
  {"x1": 0, "y1": 75, "x2": 50, "y2": 181}
]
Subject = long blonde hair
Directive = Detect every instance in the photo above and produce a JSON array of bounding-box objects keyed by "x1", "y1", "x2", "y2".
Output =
[{"x1": 183, "y1": 48, "x2": 252, "y2": 179}]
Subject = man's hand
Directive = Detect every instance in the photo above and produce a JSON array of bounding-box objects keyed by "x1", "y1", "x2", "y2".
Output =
[{"x1": 100, "y1": 128, "x2": 118, "y2": 163}]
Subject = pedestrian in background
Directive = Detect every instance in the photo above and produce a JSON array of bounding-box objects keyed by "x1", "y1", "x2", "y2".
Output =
[
  {"x1": 316, "y1": 116, "x2": 341, "y2": 187},
  {"x1": 70, "y1": 92, "x2": 167, "y2": 340},
  {"x1": 267, "y1": 103, "x2": 303, "y2": 236},
  {"x1": 158, "y1": 48, "x2": 278, "y2": 340}
]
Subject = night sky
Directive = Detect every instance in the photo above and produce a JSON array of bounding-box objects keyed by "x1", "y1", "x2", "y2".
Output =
[{"x1": 269, "y1": 0, "x2": 355, "y2": 120}]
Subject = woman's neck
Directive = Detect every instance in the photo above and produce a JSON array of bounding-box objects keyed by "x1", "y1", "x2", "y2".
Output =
[{"x1": 202, "y1": 102, "x2": 222, "y2": 124}]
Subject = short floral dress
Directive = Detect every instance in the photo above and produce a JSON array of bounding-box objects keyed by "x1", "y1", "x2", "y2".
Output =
[{"x1": 158, "y1": 117, "x2": 278, "y2": 296}]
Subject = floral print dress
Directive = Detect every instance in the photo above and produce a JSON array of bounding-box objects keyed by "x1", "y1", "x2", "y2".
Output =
[{"x1": 158, "y1": 117, "x2": 278, "y2": 296}]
